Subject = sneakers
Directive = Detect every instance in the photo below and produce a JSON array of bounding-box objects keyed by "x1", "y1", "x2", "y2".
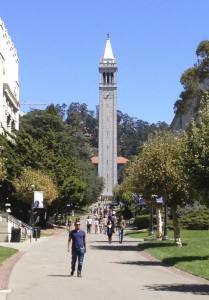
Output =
[{"x1": 71, "y1": 270, "x2": 82, "y2": 277}]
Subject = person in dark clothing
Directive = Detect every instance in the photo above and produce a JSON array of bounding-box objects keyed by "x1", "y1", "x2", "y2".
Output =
[
  {"x1": 118, "y1": 215, "x2": 126, "y2": 243},
  {"x1": 107, "y1": 220, "x2": 114, "y2": 243},
  {"x1": 67, "y1": 221, "x2": 86, "y2": 277}
]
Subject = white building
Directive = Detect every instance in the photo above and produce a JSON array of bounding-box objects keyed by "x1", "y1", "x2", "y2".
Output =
[
  {"x1": 0, "y1": 18, "x2": 19, "y2": 135},
  {"x1": 98, "y1": 35, "x2": 118, "y2": 200},
  {"x1": 170, "y1": 109, "x2": 194, "y2": 131}
]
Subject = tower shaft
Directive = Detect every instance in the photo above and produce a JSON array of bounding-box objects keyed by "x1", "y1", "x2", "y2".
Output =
[{"x1": 98, "y1": 36, "x2": 118, "y2": 200}]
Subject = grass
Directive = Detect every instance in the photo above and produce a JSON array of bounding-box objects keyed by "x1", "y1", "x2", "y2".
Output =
[
  {"x1": 58, "y1": 206, "x2": 90, "y2": 225},
  {"x1": 0, "y1": 246, "x2": 18, "y2": 266},
  {"x1": 126, "y1": 229, "x2": 209, "y2": 281}
]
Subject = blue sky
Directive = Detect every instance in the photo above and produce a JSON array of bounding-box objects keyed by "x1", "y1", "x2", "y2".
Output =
[{"x1": 1, "y1": 0, "x2": 209, "y2": 124}]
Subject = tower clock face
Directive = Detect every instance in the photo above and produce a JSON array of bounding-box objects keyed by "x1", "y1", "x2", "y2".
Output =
[{"x1": 104, "y1": 92, "x2": 111, "y2": 99}]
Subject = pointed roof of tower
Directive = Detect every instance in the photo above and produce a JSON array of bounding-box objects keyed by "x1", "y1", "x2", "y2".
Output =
[{"x1": 103, "y1": 34, "x2": 115, "y2": 63}]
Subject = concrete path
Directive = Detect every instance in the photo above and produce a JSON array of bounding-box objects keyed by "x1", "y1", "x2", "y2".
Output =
[{"x1": 1, "y1": 218, "x2": 209, "y2": 300}]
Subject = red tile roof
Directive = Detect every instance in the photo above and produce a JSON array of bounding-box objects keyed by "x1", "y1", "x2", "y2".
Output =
[{"x1": 91, "y1": 156, "x2": 128, "y2": 164}]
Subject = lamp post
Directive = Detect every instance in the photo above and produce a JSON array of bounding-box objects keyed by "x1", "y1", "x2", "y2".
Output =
[
  {"x1": 66, "y1": 204, "x2": 71, "y2": 225},
  {"x1": 0, "y1": 146, "x2": 4, "y2": 212},
  {"x1": 149, "y1": 205, "x2": 154, "y2": 236},
  {"x1": 31, "y1": 184, "x2": 35, "y2": 240},
  {"x1": 162, "y1": 203, "x2": 168, "y2": 240},
  {"x1": 0, "y1": 182, "x2": 2, "y2": 212}
]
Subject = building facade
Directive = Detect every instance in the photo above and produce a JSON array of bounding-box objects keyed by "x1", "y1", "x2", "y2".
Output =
[
  {"x1": 170, "y1": 110, "x2": 194, "y2": 131},
  {"x1": 170, "y1": 99, "x2": 203, "y2": 132},
  {"x1": 98, "y1": 35, "x2": 118, "y2": 200},
  {"x1": 0, "y1": 18, "x2": 19, "y2": 135}
]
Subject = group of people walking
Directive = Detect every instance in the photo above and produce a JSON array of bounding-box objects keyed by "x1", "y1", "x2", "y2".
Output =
[
  {"x1": 66, "y1": 205, "x2": 126, "y2": 278},
  {"x1": 86, "y1": 208, "x2": 126, "y2": 244}
]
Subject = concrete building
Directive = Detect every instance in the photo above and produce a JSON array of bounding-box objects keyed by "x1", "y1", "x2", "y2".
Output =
[
  {"x1": 98, "y1": 35, "x2": 118, "y2": 200},
  {"x1": 170, "y1": 99, "x2": 203, "y2": 131},
  {"x1": 170, "y1": 110, "x2": 194, "y2": 131},
  {"x1": 0, "y1": 18, "x2": 19, "y2": 135}
]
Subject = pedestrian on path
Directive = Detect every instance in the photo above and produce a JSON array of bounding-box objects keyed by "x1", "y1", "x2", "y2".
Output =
[
  {"x1": 66, "y1": 217, "x2": 72, "y2": 232},
  {"x1": 86, "y1": 215, "x2": 92, "y2": 233},
  {"x1": 67, "y1": 220, "x2": 86, "y2": 277},
  {"x1": 94, "y1": 217, "x2": 99, "y2": 233},
  {"x1": 107, "y1": 220, "x2": 114, "y2": 243},
  {"x1": 118, "y1": 215, "x2": 126, "y2": 243}
]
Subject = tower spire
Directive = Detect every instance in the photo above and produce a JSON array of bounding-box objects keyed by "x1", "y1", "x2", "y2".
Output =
[{"x1": 103, "y1": 34, "x2": 114, "y2": 62}]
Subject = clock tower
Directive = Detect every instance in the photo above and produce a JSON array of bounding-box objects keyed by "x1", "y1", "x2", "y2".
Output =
[{"x1": 98, "y1": 34, "x2": 118, "y2": 200}]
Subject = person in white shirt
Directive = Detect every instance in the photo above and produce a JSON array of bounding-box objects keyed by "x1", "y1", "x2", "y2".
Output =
[
  {"x1": 86, "y1": 216, "x2": 92, "y2": 234},
  {"x1": 94, "y1": 217, "x2": 99, "y2": 234}
]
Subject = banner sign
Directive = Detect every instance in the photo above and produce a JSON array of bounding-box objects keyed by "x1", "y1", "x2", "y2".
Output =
[{"x1": 33, "y1": 191, "x2": 44, "y2": 208}]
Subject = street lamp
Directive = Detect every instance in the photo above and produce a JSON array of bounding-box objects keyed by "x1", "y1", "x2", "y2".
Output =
[
  {"x1": 149, "y1": 205, "x2": 154, "y2": 236},
  {"x1": 0, "y1": 146, "x2": 4, "y2": 212},
  {"x1": 0, "y1": 182, "x2": 2, "y2": 212},
  {"x1": 66, "y1": 204, "x2": 71, "y2": 224},
  {"x1": 162, "y1": 203, "x2": 168, "y2": 240},
  {"x1": 31, "y1": 184, "x2": 35, "y2": 238}
]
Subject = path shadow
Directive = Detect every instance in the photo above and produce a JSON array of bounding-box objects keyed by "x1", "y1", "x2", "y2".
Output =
[
  {"x1": 47, "y1": 275, "x2": 70, "y2": 277},
  {"x1": 92, "y1": 240, "x2": 141, "y2": 243},
  {"x1": 142, "y1": 241, "x2": 185, "y2": 249},
  {"x1": 144, "y1": 283, "x2": 209, "y2": 295},
  {"x1": 114, "y1": 260, "x2": 167, "y2": 267},
  {"x1": 162, "y1": 255, "x2": 209, "y2": 266},
  {"x1": 91, "y1": 244, "x2": 140, "y2": 252}
]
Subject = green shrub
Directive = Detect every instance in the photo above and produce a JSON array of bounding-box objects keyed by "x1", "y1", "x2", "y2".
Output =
[
  {"x1": 134, "y1": 214, "x2": 150, "y2": 229},
  {"x1": 179, "y1": 210, "x2": 209, "y2": 230},
  {"x1": 116, "y1": 208, "x2": 132, "y2": 219},
  {"x1": 132, "y1": 209, "x2": 209, "y2": 231}
]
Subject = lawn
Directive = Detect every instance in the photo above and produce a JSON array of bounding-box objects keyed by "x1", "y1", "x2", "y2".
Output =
[
  {"x1": 0, "y1": 246, "x2": 18, "y2": 266},
  {"x1": 126, "y1": 229, "x2": 209, "y2": 281}
]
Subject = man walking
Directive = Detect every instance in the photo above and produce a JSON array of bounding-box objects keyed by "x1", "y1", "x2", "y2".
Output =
[
  {"x1": 118, "y1": 215, "x2": 126, "y2": 244},
  {"x1": 68, "y1": 220, "x2": 86, "y2": 277},
  {"x1": 86, "y1": 215, "x2": 92, "y2": 233}
]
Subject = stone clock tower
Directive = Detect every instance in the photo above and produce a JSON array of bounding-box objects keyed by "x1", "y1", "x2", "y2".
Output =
[{"x1": 98, "y1": 34, "x2": 117, "y2": 200}]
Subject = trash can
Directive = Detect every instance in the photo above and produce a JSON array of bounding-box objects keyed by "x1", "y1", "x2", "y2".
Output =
[
  {"x1": 33, "y1": 227, "x2": 41, "y2": 239},
  {"x1": 11, "y1": 227, "x2": 21, "y2": 242}
]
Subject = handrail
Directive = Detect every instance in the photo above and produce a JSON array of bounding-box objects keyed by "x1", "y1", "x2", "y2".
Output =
[{"x1": 0, "y1": 212, "x2": 32, "y2": 231}]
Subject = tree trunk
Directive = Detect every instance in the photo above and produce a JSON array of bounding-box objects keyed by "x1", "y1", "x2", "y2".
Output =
[
  {"x1": 156, "y1": 207, "x2": 163, "y2": 238},
  {"x1": 172, "y1": 204, "x2": 182, "y2": 246}
]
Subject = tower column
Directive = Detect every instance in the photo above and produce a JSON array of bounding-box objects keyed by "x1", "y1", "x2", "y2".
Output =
[{"x1": 98, "y1": 35, "x2": 117, "y2": 200}]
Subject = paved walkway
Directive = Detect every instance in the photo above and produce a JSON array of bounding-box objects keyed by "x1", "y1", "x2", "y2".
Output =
[{"x1": 0, "y1": 217, "x2": 209, "y2": 300}]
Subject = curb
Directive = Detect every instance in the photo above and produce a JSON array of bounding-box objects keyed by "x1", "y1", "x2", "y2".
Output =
[{"x1": 0, "y1": 252, "x2": 25, "y2": 290}]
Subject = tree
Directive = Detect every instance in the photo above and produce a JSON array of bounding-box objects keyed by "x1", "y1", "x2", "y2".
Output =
[
  {"x1": 0, "y1": 147, "x2": 6, "y2": 181},
  {"x1": 122, "y1": 131, "x2": 190, "y2": 246},
  {"x1": 78, "y1": 160, "x2": 104, "y2": 206},
  {"x1": 174, "y1": 40, "x2": 209, "y2": 115},
  {"x1": 2, "y1": 100, "x2": 170, "y2": 224},
  {"x1": 183, "y1": 91, "x2": 209, "y2": 205},
  {"x1": 117, "y1": 110, "x2": 168, "y2": 158},
  {"x1": 13, "y1": 167, "x2": 58, "y2": 207}
]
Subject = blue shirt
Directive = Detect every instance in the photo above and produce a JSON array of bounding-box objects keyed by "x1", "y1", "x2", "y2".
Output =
[{"x1": 69, "y1": 229, "x2": 86, "y2": 250}]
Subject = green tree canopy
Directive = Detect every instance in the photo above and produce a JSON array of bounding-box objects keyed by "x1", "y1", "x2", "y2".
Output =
[
  {"x1": 121, "y1": 130, "x2": 191, "y2": 245},
  {"x1": 174, "y1": 40, "x2": 209, "y2": 115},
  {"x1": 183, "y1": 91, "x2": 209, "y2": 204},
  {"x1": 13, "y1": 167, "x2": 58, "y2": 206}
]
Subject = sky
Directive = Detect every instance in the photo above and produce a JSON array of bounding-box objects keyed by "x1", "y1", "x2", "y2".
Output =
[{"x1": 1, "y1": 0, "x2": 209, "y2": 125}]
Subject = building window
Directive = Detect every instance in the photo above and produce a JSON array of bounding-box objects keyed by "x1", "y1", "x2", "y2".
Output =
[
  {"x1": 111, "y1": 73, "x2": 114, "y2": 83},
  {"x1": 103, "y1": 72, "x2": 106, "y2": 83},
  {"x1": 7, "y1": 114, "x2": 11, "y2": 126}
]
